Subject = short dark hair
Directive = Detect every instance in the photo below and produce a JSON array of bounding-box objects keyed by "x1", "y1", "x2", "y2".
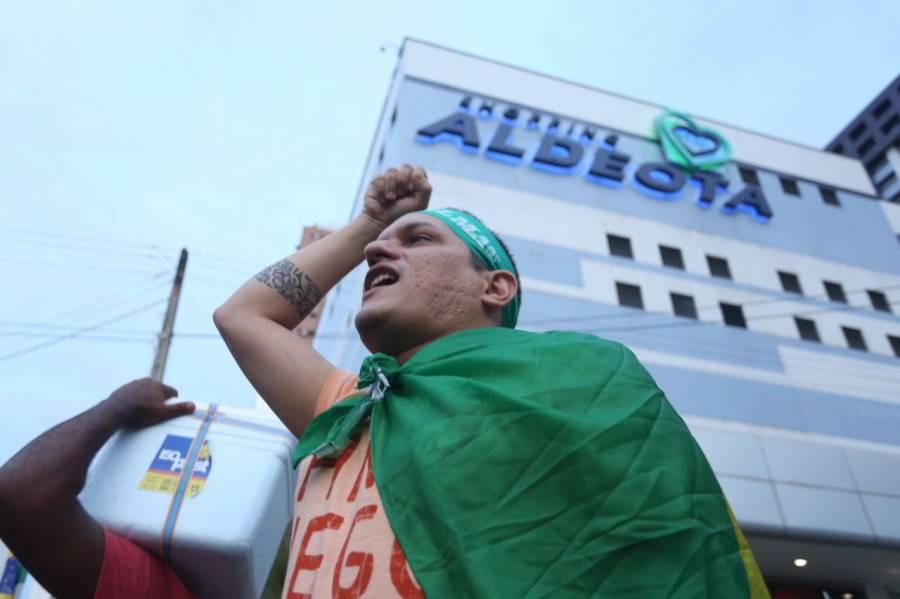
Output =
[{"x1": 446, "y1": 208, "x2": 523, "y2": 312}]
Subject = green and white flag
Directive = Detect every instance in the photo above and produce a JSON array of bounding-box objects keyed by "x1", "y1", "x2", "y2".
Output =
[{"x1": 294, "y1": 327, "x2": 768, "y2": 598}]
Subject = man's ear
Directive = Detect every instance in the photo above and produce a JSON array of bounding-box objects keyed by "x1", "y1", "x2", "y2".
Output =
[{"x1": 481, "y1": 270, "x2": 518, "y2": 312}]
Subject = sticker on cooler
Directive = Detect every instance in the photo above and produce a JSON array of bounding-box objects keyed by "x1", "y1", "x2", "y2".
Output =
[
  {"x1": 0, "y1": 551, "x2": 22, "y2": 598},
  {"x1": 139, "y1": 434, "x2": 212, "y2": 498}
]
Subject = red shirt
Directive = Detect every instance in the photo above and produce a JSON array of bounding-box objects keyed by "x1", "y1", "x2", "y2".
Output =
[{"x1": 93, "y1": 529, "x2": 194, "y2": 599}]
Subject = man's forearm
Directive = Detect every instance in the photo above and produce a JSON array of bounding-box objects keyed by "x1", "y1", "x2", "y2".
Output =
[
  {"x1": 0, "y1": 379, "x2": 189, "y2": 599},
  {"x1": 0, "y1": 400, "x2": 122, "y2": 519},
  {"x1": 216, "y1": 213, "x2": 385, "y2": 327},
  {"x1": 0, "y1": 400, "x2": 121, "y2": 599}
]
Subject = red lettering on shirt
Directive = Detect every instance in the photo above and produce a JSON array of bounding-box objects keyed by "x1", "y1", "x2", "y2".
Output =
[
  {"x1": 346, "y1": 444, "x2": 375, "y2": 503},
  {"x1": 296, "y1": 455, "x2": 326, "y2": 503},
  {"x1": 332, "y1": 504, "x2": 378, "y2": 599},
  {"x1": 326, "y1": 435, "x2": 360, "y2": 499},
  {"x1": 390, "y1": 539, "x2": 424, "y2": 599},
  {"x1": 290, "y1": 515, "x2": 303, "y2": 556},
  {"x1": 287, "y1": 512, "x2": 345, "y2": 599}
]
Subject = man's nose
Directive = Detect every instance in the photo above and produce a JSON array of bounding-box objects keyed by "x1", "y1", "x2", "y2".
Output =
[{"x1": 363, "y1": 238, "x2": 401, "y2": 266}]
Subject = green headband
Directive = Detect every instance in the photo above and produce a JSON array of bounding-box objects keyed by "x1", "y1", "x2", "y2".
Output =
[{"x1": 422, "y1": 208, "x2": 520, "y2": 328}]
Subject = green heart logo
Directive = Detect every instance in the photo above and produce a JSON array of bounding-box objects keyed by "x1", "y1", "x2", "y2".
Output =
[{"x1": 655, "y1": 110, "x2": 731, "y2": 171}]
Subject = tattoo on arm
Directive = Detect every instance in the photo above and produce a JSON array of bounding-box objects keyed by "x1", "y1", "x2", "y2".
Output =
[{"x1": 254, "y1": 260, "x2": 323, "y2": 318}]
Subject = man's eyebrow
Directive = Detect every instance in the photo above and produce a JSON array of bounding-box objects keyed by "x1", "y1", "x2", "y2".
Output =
[{"x1": 378, "y1": 220, "x2": 440, "y2": 241}]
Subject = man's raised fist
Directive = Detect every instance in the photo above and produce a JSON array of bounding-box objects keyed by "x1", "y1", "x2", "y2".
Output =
[{"x1": 362, "y1": 164, "x2": 431, "y2": 227}]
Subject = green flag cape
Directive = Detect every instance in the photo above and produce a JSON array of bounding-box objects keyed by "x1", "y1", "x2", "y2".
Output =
[{"x1": 293, "y1": 327, "x2": 768, "y2": 598}]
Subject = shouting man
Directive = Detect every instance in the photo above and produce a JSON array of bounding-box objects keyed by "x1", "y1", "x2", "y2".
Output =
[{"x1": 214, "y1": 164, "x2": 769, "y2": 598}]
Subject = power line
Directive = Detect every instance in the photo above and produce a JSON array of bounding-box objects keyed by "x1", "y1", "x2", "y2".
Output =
[
  {"x1": 0, "y1": 298, "x2": 167, "y2": 363},
  {"x1": 0, "y1": 322, "x2": 153, "y2": 335},
  {"x1": 571, "y1": 298, "x2": 900, "y2": 336},
  {"x1": 38, "y1": 270, "x2": 171, "y2": 325},
  {"x1": 0, "y1": 331, "x2": 153, "y2": 343},
  {"x1": 518, "y1": 282, "x2": 900, "y2": 327},
  {"x1": 170, "y1": 296, "x2": 900, "y2": 343},
  {"x1": 167, "y1": 328, "x2": 900, "y2": 385},
  {"x1": 0, "y1": 236, "x2": 177, "y2": 262},
  {"x1": 0, "y1": 225, "x2": 176, "y2": 254},
  {"x1": 0, "y1": 225, "x2": 263, "y2": 270},
  {"x1": 0, "y1": 257, "x2": 166, "y2": 276}
]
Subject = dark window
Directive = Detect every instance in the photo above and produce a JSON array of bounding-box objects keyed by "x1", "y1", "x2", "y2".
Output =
[
  {"x1": 707, "y1": 255, "x2": 732, "y2": 279},
  {"x1": 842, "y1": 326, "x2": 867, "y2": 351},
  {"x1": 778, "y1": 271, "x2": 803, "y2": 294},
  {"x1": 833, "y1": 143, "x2": 844, "y2": 154},
  {"x1": 616, "y1": 282, "x2": 643, "y2": 309},
  {"x1": 659, "y1": 245, "x2": 685, "y2": 269},
  {"x1": 820, "y1": 187, "x2": 841, "y2": 206},
  {"x1": 738, "y1": 166, "x2": 759, "y2": 185},
  {"x1": 879, "y1": 172, "x2": 898, "y2": 195},
  {"x1": 780, "y1": 177, "x2": 800, "y2": 196},
  {"x1": 824, "y1": 280, "x2": 848, "y2": 303},
  {"x1": 867, "y1": 289, "x2": 892, "y2": 312},
  {"x1": 795, "y1": 317, "x2": 821, "y2": 342},
  {"x1": 873, "y1": 98, "x2": 892, "y2": 119},
  {"x1": 670, "y1": 292, "x2": 698, "y2": 319},
  {"x1": 889, "y1": 335, "x2": 900, "y2": 358},
  {"x1": 720, "y1": 302, "x2": 746, "y2": 328},
  {"x1": 390, "y1": 106, "x2": 398, "y2": 126},
  {"x1": 857, "y1": 137, "x2": 875, "y2": 157},
  {"x1": 378, "y1": 145, "x2": 385, "y2": 164},
  {"x1": 607, "y1": 234, "x2": 633, "y2": 259},
  {"x1": 849, "y1": 121, "x2": 867, "y2": 141},
  {"x1": 866, "y1": 155, "x2": 887, "y2": 175},
  {"x1": 882, "y1": 114, "x2": 899, "y2": 135}
]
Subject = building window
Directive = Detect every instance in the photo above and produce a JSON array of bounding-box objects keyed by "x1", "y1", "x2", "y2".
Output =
[
  {"x1": 390, "y1": 106, "x2": 398, "y2": 126},
  {"x1": 867, "y1": 289, "x2": 892, "y2": 312},
  {"x1": 778, "y1": 271, "x2": 803, "y2": 294},
  {"x1": 706, "y1": 255, "x2": 732, "y2": 280},
  {"x1": 780, "y1": 177, "x2": 800, "y2": 196},
  {"x1": 670, "y1": 292, "x2": 698, "y2": 319},
  {"x1": 866, "y1": 155, "x2": 887, "y2": 176},
  {"x1": 873, "y1": 97, "x2": 892, "y2": 119},
  {"x1": 616, "y1": 282, "x2": 643, "y2": 309},
  {"x1": 824, "y1": 280, "x2": 848, "y2": 303},
  {"x1": 820, "y1": 187, "x2": 841, "y2": 206},
  {"x1": 878, "y1": 172, "x2": 898, "y2": 196},
  {"x1": 889, "y1": 335, "x2": 900, "y2": 358},
  {"x1": 378, "y1": 145, "x2": 385, "y2": 164},
  {"x1": 857, "y1": 138, "x2": 875, "y2": 157},
  {"x1": 659, "y1": 245, "x2": 685, "y2": 269},
  {"x1": 842, "y1": 326, "x2": 868, "y2": 351},
  {"x1": 849, "y1": 121, "x2": 867, "y2": 141},
  {"x1": 882, "y1": 114, "x2": 899, "y2": 136},
  {"x1": 738, "y1": 166, "x2": 759, "y2": 186},
  {"x1": 720, "y1": 302, "x2": 746, "y2": 328},
  {"x1": 607, "y1": 234, "x2": 633, "y2": 259},
  {"x1": 795, "y1": 317, "x2": 821, "y2": 342}
]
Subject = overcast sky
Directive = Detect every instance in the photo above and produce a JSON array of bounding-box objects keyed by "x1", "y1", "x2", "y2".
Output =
[{"x1": 2, "y1": 1, "x2": 898, "y2": 461}]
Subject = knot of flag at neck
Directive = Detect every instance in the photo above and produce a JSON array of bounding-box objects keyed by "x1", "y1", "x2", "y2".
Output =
[
  {"x1": 311, "y1": 354, "x2": 401, "y2": 459},
  {"x1": 422, "y1": 208, "x2": 520, "y2": 328},
  {"x1": 357, "y1": 353, "x2": 401, "y2": 391}
]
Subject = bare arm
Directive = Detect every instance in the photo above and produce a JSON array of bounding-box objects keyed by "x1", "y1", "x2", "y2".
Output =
[
  {"x1": 214, "y1": 165, "x2": 431, "y2": 437},
  {"x1": 0, "y1": 379, "x2": 194, "y2": 599}
]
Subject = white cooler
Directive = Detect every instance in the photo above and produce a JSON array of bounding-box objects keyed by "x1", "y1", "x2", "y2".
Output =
[{"x1": 81, "y1": 405, "x2": 297, "y2": 598}]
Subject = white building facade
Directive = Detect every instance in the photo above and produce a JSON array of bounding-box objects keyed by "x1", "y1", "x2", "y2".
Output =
[{"x1": 315, "y1": 39, "x2": 900, "y2": 596}]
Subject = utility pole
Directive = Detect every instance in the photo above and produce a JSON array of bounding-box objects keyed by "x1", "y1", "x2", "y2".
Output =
[{"x1": 151, "y1": 248, "x2": 188, "y2": 382}]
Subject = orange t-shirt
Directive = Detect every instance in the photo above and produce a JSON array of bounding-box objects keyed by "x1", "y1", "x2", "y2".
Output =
[{"x1": 281, "y1": 370, "x2": 424, "y2": 599}]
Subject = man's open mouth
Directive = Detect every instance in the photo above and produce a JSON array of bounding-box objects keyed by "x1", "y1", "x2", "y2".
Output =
[{"x1": 364, "y1": 265, "x2": 399, "y2": 292}]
